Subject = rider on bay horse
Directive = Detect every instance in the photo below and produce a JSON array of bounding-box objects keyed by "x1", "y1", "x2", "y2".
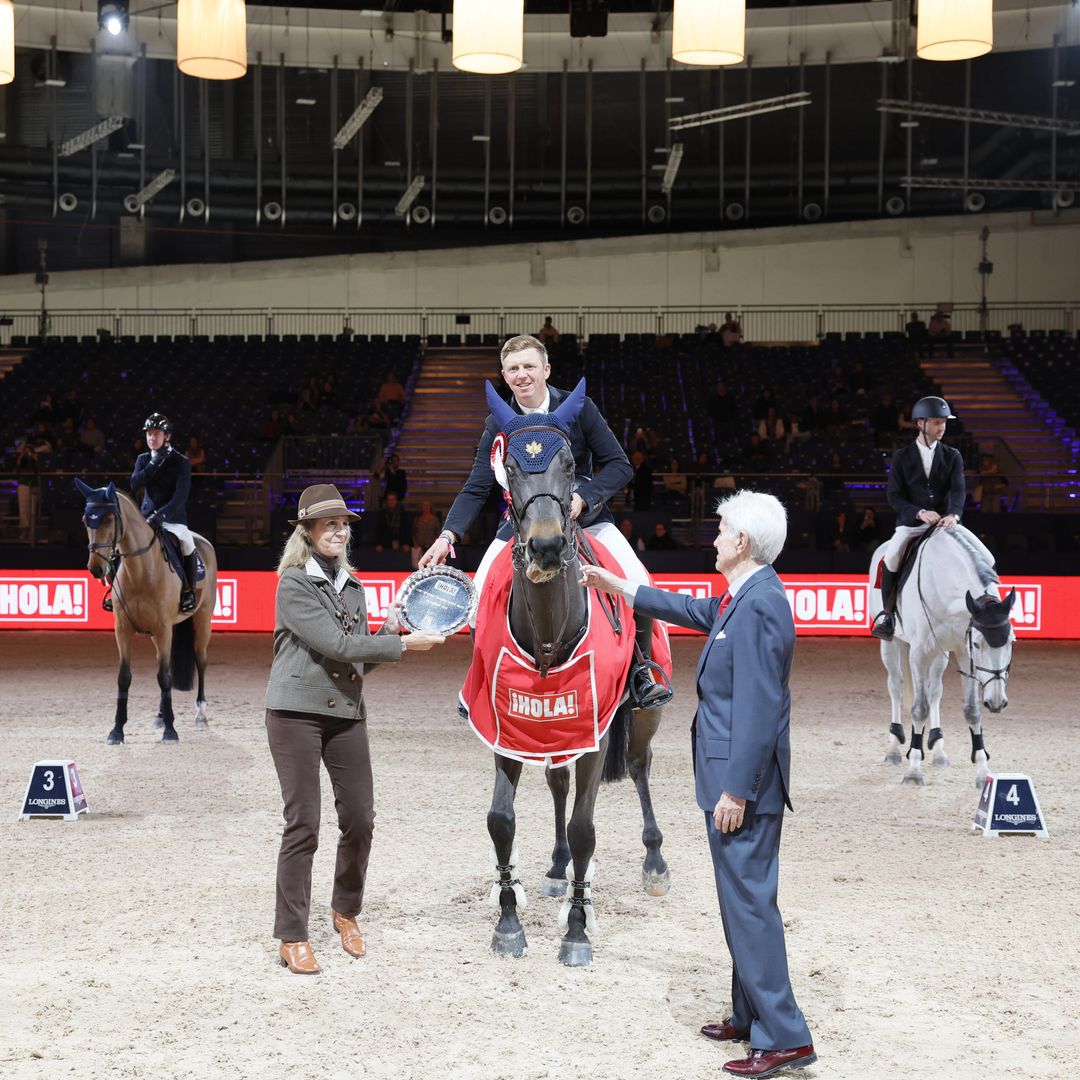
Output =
[
  {"x1": 871, "y1": 394, "x2": 991, "y2": 641},
  {"x1": 128, "y1": 412, "x2": 197, "y2": 613},
  {"x1": 419, "y1": 334, "x2": 659, "y2": 690}
]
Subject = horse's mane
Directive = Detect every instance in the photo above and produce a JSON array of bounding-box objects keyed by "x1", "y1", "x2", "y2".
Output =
[{"x1": 944, "y1": 528, "x2": 999, "y2": 588}]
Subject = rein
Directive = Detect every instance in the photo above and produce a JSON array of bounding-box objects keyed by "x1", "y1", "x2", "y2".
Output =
[{"x1": 913, "y1": 529, "x2": 1012, "y2": 694}]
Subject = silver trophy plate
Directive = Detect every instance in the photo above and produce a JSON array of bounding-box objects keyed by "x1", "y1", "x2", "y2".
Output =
[{"x1": 397, "y1": 566, "x2": 478, "y2": 635}]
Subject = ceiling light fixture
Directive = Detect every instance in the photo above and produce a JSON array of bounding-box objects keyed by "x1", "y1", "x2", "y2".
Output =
[
  {"x1": 672, "y1": 0, "x2": 745, "y2": 67},
  {"x1": 452, "y1": 0, "x2": 524, "y2": 75}
]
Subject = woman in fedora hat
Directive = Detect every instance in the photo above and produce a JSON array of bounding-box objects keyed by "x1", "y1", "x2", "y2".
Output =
[{"x1": 266, "y1": 483, "x2": 445, "y2": 974}]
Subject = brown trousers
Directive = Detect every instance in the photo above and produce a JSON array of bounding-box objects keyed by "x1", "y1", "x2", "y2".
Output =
[{"x1": 266, "y1": 709, "x2": 375, "y2": 942}]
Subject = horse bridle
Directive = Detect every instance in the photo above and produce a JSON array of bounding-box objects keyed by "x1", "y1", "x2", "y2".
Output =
[
  {"x1": 914, "y1": 529, "x2": 1012, "y2": 694},
  {"x1": 503, "y1": 425, "x2": 587, "y2": 677},
  {"x1": 84, "y1": 498, "x2": 158, "y2": 632}
]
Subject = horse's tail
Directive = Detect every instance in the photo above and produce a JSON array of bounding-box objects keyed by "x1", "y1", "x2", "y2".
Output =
[
  {"x1": 602, "y1": 699, "x2": 633, "y2": 784},
  {"x1": 171, "y1": 617, "x2": 196, "y2": 692}
]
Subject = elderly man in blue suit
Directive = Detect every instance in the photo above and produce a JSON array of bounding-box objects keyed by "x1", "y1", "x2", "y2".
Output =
[{"x1": 582, "y1": 490, "x2": 815, "y2": 1078}]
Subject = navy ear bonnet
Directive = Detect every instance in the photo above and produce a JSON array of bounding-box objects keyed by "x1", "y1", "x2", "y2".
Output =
[
  {"x1": 485, "y1": 378, "x2": 586, "y2": 475},
  {"x1": 75, "y1": 478, "x2": 119, "y2": 527}
]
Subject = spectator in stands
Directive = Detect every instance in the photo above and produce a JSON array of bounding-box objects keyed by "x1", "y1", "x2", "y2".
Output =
[
  {"x1": 646, "y1": 522, "x2": 680, "y2": 551},
  {"x1": 645, "y1": 427, "x2": 668, "y2": 466},
  {"x1": 380, "y1": 454, "x2": 408, "y2": 505},
  {"x1": 975, "y1": 454, "x2": 1008, "y2": 514},
  {"x1": 375, "y1": 372, "x2": 406, "y2": 422},
  {"x1": 744, "y1": 432, "x2": 772, "y2": 464},
  {"x1": 856, "y1": 507, "x2": 881, "y2": 551},
  {"x1": 825, "y1": 398, "x2": 849, "y2": 436},
  {"x1": 631, "y1": 451, "x2": 654, "y2": 511},
  {"x1": 411, "y1": 500, "x2": 442, "y2": 568},
  {"x1": 59, "y1": 388, "x2": 83, "y2": 427},
  {"x1": 260, "y1": 409, "x2": 283, "y2": 441},
  {"x1": 758, "y1": 406, "x2": 786, "y2": 445},
  {"x1": 365, "y1": 399, "x2": 391, "y2": 429},
  {"x1": 720, "y1": 312, "x2": 743, "y2": 347},
  {"x1": 906, "y1": 311, "x2": 928, "y2": 357},
  {"x1": 296, "y1": 376, "x2": 320, "y2": 413},
  {"x1": 374, "y1": 492, "x2": 409, "y2": 552},
  {"x1": 55, "y1": 417, "x2": 81, "y2": 466},
  {"x1": 823, "y1": 451, "x2": 847, "y2": 502},
  {"x1": 927, "y1": 309, "x2": 954, "y2": 358},
  {"x1": 661, "y1": 456, "x2": 687, "y2": 500},
  {"x1": 537, "y1": 317, "x2": 561, "y2": 353},
  {"x1": 79, "y1": 418, "x2": 106, "y2": 456},
  {"x1": 631, "y1": 426, "x2": 649, "y2": 456},
  {"x1": 708, "y1": 381, "x2": 738, "y2": 442},
  {"x1": 870, "y1": 392, "x2": 901, "y2": 446},
  {"x1": 798, "y1": 394, "x2": 824, "y2": 438},
  {"x1": 828, "y1": 509, "x2": 853, "y2": 552},
  {"x1": 753, "y1": 387, "x2": 776, "y2": 425},
  {"x1": 690, "y1": 451, "x2": 714, "y2": 519},
  {"x1": 619, "y1": 517, "x2": 646, "y2": 553},
  {"x1": 14, "y1": 435, "x2": 48, "y2": 544},
  {"x1": 187, "y1": 436, "x2": 207, "y2": 472},
  {"x1": 32, "y1": 392, "x2": 56, "y2": 428}
]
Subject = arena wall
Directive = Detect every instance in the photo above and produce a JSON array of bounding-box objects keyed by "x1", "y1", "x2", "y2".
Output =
[{"x1": 2, "y1": 211, "x2": 1078, "y2": 313}]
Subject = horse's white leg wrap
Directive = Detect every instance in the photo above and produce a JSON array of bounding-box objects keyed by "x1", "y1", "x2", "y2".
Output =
[
  {"x1": 489, "y1": 843, "x2": 527, "y2": 909},
  {"x1": 557, "y1": 858, "x2": 597, "y2": 933}
]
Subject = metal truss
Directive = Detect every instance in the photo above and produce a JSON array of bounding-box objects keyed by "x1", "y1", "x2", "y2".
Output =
[
  {"x1": 669, "y1": 92, "x2": 811, "y2": 131},
  {"x1": 878, "y1": 98, "x2": 1080, "y2": 136}
]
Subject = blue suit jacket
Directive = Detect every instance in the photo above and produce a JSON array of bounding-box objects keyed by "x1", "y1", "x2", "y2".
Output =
[
  {"x1": 632, "y1": 566, "x2": 796, "y2": 815},
  {"x1": 130, "y1": 447, "x2": 191, "y2": 525},
  {"x1": 443, "y1": 384, "x2": 633, "y2": 543}
]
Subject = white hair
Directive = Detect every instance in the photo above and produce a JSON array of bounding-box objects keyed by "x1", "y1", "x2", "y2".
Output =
[{"x1": 715, "y1": 489, "x2": 788, "y2": 565}]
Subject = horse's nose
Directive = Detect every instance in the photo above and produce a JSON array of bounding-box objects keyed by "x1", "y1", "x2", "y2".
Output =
[
  {"x1": 527, "y1": 534, "x2": 565, "y2": 569},
  {"x1": 88, "y1": 561, "x2": 103, "y2": 578}
]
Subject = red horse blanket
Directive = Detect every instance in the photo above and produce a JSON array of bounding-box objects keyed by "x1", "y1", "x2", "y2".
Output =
[{"x1": 459, "y1": 538, "x2": 672, "y2": 768}]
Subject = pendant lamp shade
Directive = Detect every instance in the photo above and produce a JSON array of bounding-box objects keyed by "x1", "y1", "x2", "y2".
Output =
[
  {"x1": 1, "y1": 0, "x2": 15, "y2": 86},
  {"x1": 672, "y1": 0, "x2": 746, "y2": 67},
  {"x1": 177, "y1": 0, "x2": 248, "y2": 80},
  {"x1": 452, "y1": 0, "x2": 524, "y2": 75},
  {"x1": 916, "y1": 0, "x2": 993, "y2": 61}
]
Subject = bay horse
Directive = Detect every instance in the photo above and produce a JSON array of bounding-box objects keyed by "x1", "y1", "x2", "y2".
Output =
[
  {"x1": 475, "y1": 380, "x2": 669, "y2": 967},
  {"x1": 870, "y1": 526, "x2": 1015, "y2": 787},
  {"x1": 76, "y1": 479, "x2": 217, "y2": 745}
]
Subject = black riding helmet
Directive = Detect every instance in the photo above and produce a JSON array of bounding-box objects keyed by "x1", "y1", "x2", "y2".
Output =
[
  {"x1": 143, "y1": 412, "x2": 173, "y2": 433},
  {"x1": 911, "y1": 396, "x2": 956, "y2": 421}
]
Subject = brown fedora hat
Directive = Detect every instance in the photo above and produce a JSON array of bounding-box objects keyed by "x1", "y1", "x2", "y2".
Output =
[{"x1": 289, "y1": 484, "x2": 361, "y2": 526}]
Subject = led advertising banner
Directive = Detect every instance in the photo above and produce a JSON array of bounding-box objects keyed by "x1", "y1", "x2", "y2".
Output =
[{"x1": 0, "y1": 569, "x2": 1071, "y2": 637}]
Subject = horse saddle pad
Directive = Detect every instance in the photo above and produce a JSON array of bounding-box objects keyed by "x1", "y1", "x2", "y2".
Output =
[{"x1": 158, "y1": 529, "x2": 206, "y2": 583}]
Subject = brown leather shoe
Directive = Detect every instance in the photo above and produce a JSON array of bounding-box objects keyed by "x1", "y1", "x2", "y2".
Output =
[
  {"x1": 702, "y1": 1019, "x2": 750, "y2": 1042},
  {"x1": 279, "y1": 940, "x2": 321, "y2": 974},
  {"x1": 723, "y1": 1045, "x2": 817, "y2": 1077},
  {"x1": 331, "y1": 909, "x2": 366, "y2": 958}
]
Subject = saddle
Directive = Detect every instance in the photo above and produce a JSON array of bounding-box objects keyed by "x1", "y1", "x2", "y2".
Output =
[
  {"x1": 874, "y1": 527, "x2": 935, "y2": 603},
  {"x1": 155, "y1": 526, "x2": 206, "y2": 585}
]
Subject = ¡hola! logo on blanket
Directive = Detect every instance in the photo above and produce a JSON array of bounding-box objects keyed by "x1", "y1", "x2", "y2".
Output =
[
  {"x1": 507, "y1": 688, "x2": 580, "y2": 722},
  {"x1": 0, "y1": 577, "x2": 91, "y2": 623}
]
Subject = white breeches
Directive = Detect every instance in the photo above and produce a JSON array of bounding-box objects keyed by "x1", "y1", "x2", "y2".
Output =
[
  {"x1": 471, "y1": 521, "x2": 651, "y2": 628},
  {"x1": 162, "y1": 522, "x2": 197, "y2": 555},
  {"x1": 883, "y1": 523, "x2": 995, "y2": 573}
]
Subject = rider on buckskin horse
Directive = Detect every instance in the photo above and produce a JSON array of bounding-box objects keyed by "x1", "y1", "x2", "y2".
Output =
[
  {"x1": 419, "y1": 334, "x2": 661, "y2": 696},
  {"x1": 127, "y1": 412, "x2": 197, "y2": 613},
  {"x1": 871, "y1": 395, "x2": 993, "y2": 641}
]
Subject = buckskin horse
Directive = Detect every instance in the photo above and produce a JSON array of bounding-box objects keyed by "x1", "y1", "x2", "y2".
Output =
[
  {"x1": 870, "y1": 526, "x2": 1016, "y2": 787},
  {"x1": 77, "y1": 479, "x2": 217, "y2": 744},
  {"x1": 458, "y1": 380, "x2": 671, "y2": 967}
]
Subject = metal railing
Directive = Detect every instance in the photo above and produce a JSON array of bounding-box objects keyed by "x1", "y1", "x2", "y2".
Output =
[{"x1": 3, "y1": 302, "x2": 1078, "y2": 347}]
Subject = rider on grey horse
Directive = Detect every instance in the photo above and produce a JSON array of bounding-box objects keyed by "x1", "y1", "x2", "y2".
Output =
[
  {"x1": 130, "y1": 412, "x2": 197, "y2": 613},
  {"x1": 871, "y1": 395, "x2": 993, "y2": 641}
]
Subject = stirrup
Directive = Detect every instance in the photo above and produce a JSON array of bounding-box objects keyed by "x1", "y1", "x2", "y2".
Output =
[
  {"x1": 179, "y1": 590, "x2": 196, "y2": 613},
  {"x1": 870, "y1": 612, "x2": 895, "y2": 641},
  {"x1": 102, "y1": 592, "x2": 113, "y2": 613},
  {"x1": 629, "y1": 659, "x2": 674, "y2": 709}
]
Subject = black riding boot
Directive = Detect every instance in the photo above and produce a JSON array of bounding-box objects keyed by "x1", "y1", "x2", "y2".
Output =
[
  {"x1": 180, "y1": 552, "x2": 198, "y2": 613},
  {"x1": 629, "y1": 614, "x2": 673, "y2": 709},
  {"x1": 871, "y1": 567, "x2": 899, "y2": 641}
]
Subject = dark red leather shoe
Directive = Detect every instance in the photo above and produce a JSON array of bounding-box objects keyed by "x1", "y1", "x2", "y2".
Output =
[
  {"x1": 723, "y1": 1045, "x2": 817, "y2": 1077},
  {"x1": 701, "y1": 1019, "x2": 750, "y2": 1042}
]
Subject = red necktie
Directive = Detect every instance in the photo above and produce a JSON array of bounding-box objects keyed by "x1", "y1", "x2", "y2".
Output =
[{"x1": 718, "y1": 590, "x2": 732, "y2": 618}]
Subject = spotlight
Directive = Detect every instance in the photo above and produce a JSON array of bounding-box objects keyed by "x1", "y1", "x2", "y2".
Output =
[{"x1": 98, "y1": 0, "x2": 129, "y2": 36}]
